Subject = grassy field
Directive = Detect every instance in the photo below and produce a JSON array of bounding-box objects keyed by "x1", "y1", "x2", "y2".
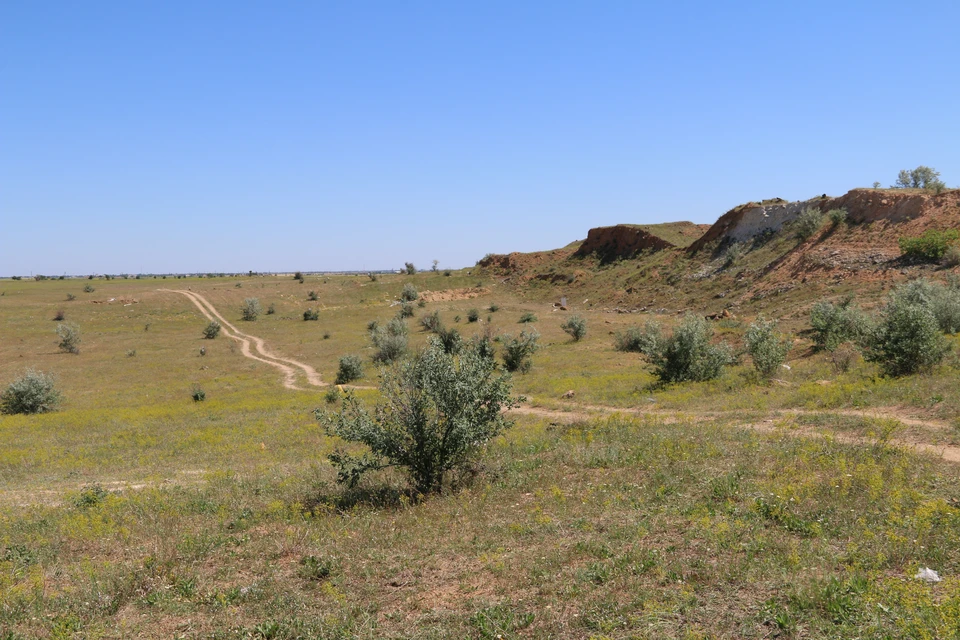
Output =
[{"x1": 2, "y1": 273, "x2": 960, "y2": 638}]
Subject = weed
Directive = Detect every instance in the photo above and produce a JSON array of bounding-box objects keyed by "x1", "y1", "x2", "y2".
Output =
[
  {"x1": 72, "y1": 483, "x2": 108, "y2": 509},
  {"x1": 266, "y1": 303, "x2": 276, "y2": 315},
  {"x1": 307, "y1": 290, "x2": 318, "y2": 301},
  {"x1": 489, "y1": 303, "x2": 500, "y2": 312},
  {"x1": 324, "y1": 386, "x2": 340, "y2": 404},
  {"x1": 52, "y1": 309, "x2": 65, "y2": 321},
  {"x1": 191, "y1": 385, "x2": 206, "y2": 402},
  {"x1": 297, "y1": 555, "x2": 337, "y2": 581}
]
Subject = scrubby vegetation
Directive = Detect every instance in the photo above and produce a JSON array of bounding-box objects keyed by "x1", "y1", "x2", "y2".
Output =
[
  {"x1": 320, "y1": 338, "x2": 518, "y2": 493},
  {"x1": 202, "y1": 320, "x2": 221, "y2": 339},
  {"x1": 794, "y1": 207, "x2": 826, "y2": 240},
  {"x1": 809, "y1": 299, "x2": 871, "y2": 351},
  {"x1": 560, "y1": 314, "x2": 587, "y2": 341},
  {"x1": 499, "y1": 329, "x2": 540, "y2": 373},
  {"x1": 371, "y1": 317, "x2": 409, "y2": 363},
  {"x1": 240, "y1": 298, "x2": 262, "y2": 321},
  {"x1": 56, "y1": 322, "x2": 81, "y2": 354},
  {"x1": 745, "y1": 317, "x2": 791, "y2": 378},
  {"x1": 400, "y1": 283, "x2": 418, "y2": 302},
  {"x1": 518, "y1": 311, "x2": 537, "y2": 323},
  {"x1": 0, "y1": 369, "x2": 61, "y2": 414},
  {"x1": 898, "y1": 229, "x2": 959, "y2": 262},
  {"x1": 335, "y1": 355, "x2": 364, "y2": 384},
  {"x1": 303, "y1": 308, "x2": 319, "y2": 321},
  {"x1": 637, "y1": 315, "x2": 734, "y2": 384}
]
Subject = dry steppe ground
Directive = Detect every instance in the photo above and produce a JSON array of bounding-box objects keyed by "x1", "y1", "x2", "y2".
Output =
[{"x1": 1, "y1": 272, "x2": 960, "y2": 638}]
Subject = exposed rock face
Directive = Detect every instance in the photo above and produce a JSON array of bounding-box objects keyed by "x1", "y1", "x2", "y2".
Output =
[
  {"x1": 823, "y1": 189, "x2": 933, "y2": 224},
  {"x1": 688, "y1": 196, "x2": 830, "y2": 253}
]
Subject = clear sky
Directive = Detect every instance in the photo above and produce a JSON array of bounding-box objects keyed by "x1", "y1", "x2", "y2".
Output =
[{"x1": 3, "y1": 1, "x2": 958, "y2": 275}]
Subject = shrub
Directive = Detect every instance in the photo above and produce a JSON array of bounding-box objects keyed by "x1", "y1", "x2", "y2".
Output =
[
  {"x1": 191, "y1": 385, "x2": 206, "y2": 402},
  {"x1": 645, "y1": 315, "x2": 733, "y2": 383},
  {"x1": 893, "y1": 166, "x2": 945, "y2": 191},
  {"x1": 319, "y1": 338, "x2": 518, "y2": 493},
  {"x1": 888, "y1": 278, "x2": 960, "y2": 334},
  {"x1": 828, "y1": 208, "x2": 848, "y2": 225},
  {"x1": 307, "y1": 290, "x2": 318, "y2": 301},
  {"x1": 794, "y1": 207, "x2": 825, "y2": 240},
  {"x1": 435, "y1": 326, "x2": 463, "y2": 355},
  {"x1": 266, "y1": 303, "x2": 276, "y2": 315},
  {"x1": 324, "y1": 386, "x2": 340, "y2": 404},
  {"x1": 443, "y1": 270, "x2": 452, "y2": 277},
  {"x1": 419, "y1": 310, "x2": 442, "y2": 333},
  {"x1": 303, "y1": 308, "x2": 319, "y2": 321},
  {"x1": 830, "y1": 342, "x2": 859, "y2": 374},
  {"x1": 53, "y1": 310, "x2": 65, "y2": 321},
  {"x1": 240, "y1": 298, "x2": 262, "y2": 321},
  {"x1": 56, "y1": 323, "x2": 81, "y2": 354},
  {"x1": 744, "y1": 318, "x2": 790, "y2": 378},
  {"x1": 898, "y1": 229, "x2": 959, "y2": 262},
  {"x1": 518, "y1": 312, "x2": 537, "y2": 323},
  {"x1": 454, "y1": 315, "x2": 461, "y2": 323},
  {"x1": 488, "y1": 304, "x2": 500, "y2": 313},
  {"x1": 371, "y1": 317, "x2": 408, "y2": 363},
  {"x1": 398, "y1": 301, "x2": 414, "y2": 318},
  {"x1": 865, "y1": 296, "x2": 949, "y2": 376},
  {"x1": 202, "y1": 320, "x2": 221, "y2": 339},
  {"x1": 499, "y1": 329, "x2": 540, "y2": 373},
  {"x1": 335, "y1": 355, "x2": 364, "y2": 384},
  {"x1": 1, "y1": 370, "x2": 61, "y2": 415},
  {"x1": 323, "y1": 332, "x2": 331, "y2": 339},
  {"x1": 560, "y1": 315, "x2": 587, "y2": 341},
  {"x1": 83, "y1": 284, "x2": 94, "y2": 293},
  {"x1": 404, "y1": 262, "x2": 417, "y2": 275},
  {"x1": 400, "y1": 283, "x2": 419, "y2": 302},
  {"x1": 467, "y1": 308, "x2": 480, "y2": 323},
  {"x1": 126, "y1": 349, "x2": 137, "y2": 357},
  {"x1": 943, "y1": 244, "x2": 960, "y2": 268},
  {"x1": 722, "y1": 242, "x2": 745, "y2": 268},
  {"x1": 293, "y1": 271, "x2": 303, "y2": 282},
  {"x1": 809, "y1": 299, "x2": 872, "y2": 351},
  {"x1": 614, "y1": 322, "x2": 662, "y2": 354},
  {"x1": 66, "y1": 293, "x2": 76, "y2": 301},
  {"x1": 368, "y1": 272, "x2": 378, "y2": 282}
]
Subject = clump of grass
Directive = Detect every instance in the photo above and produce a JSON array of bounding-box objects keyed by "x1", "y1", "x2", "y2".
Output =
[
  {"x1": 0, "y1": 369, "x2": 61, "y2": 415},
  {"x1": 560, "y1": 315, "x2": 587, "y2": 341},
  {"x1": 126, "y1": 349, "x2": 137, "y2": 358},
  {"x1": 266, "y1": 303, "x2": 276, "y2": 315},
  {"x1": 518, "y1": 312, "x2": 537, "y2": 323},
  {"x1": 298, "y1": 555, "x2": 337, "y2": 582},
  {"x1": 202, "y1": 320, "x2": 221, "y2": 339},
  {"x1": 65, "y1": 293, "x2": 76, "y2": 301}
]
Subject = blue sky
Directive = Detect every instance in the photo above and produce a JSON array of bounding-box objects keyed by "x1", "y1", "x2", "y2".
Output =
[{"x1": 3, "y1": 1, "x2": 958, "y2": 274}]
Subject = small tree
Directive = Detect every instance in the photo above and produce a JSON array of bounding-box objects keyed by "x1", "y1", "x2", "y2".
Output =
[
  {"x1": 320, "y1": 338, "x2": 519, "y2": 494},
  {"x1": 431, "y1": 259, "x2": 439, "y2": 272},
  {"x1": 335, "y1": 355, "x2": 364, "y2": 384},
  {"x1": 614, "y1": 321, "x2": 662, "y2": 354},
  {"x1": 499, "y1": 329, "x2": 540, "y2": 373},
  {"x1": 202, "y1": 320, "x2": 221, "y2": 339},
  {"x1": 645, "y1": 315, "x2": 733, "y2": 383},
  {"x1": 809, "y1": 299, "x2": 872, "y2": 351},
  {"x1": 404, "y1": 262, "x2": 417, "y2": 275},
  {"x1": 371, "y1": 317, "x2": 409, "y2": 363},
  {"x1": 560, "y1": 315, "x2": 587, "y2": 341},
  {"x1": 56, "y1": 323, "x2": 81, "y2": 354},
  {"x1": 744, "y1": 318, "x2": 790, "y2": 378},
  {"x1": 241, "y1": 298, "x2": 262, "y2": 321},
  {"x1": 893, "y1": 166, "x2": 945, "y2": 192},
  {"x1": 400, "y1": 283, "x2": 419, "y2": 302},
  {"x1": 1, "y1": 370, "x2": 61, "y2": 415}
]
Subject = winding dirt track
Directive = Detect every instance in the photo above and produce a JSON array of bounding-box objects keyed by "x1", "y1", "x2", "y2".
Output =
[{"x1": 161, "y1": 289, "x2": 326, "y2": 390}]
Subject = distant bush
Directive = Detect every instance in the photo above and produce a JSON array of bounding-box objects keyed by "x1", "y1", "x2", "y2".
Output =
[
  {"x1": 560, "y1": 315, "x2": 587, "y2": 341},
  {"x1": 642, "y1": 315, "x2": 733, "y2": 384},
  {"x1": 202, "y1": 320, "x2": 221, "y2": 339},
  {"x1": 794, "y1": 207, "x2": 825, "y2": 240},
  {"x1": 266, "y1": 303, "x2": 276, "y2": 315},
  {"x1": 443, "y1": 270, "x2": 452, "y2": 277},
  {"x1": 324, "y1": 386, "x2": 341, "y2": 404},
  {"x1": 419, "y1": 310, "x2": 442, "y2": 333},
  {"x1": 499, "y1": 329, "x2": 540, "y2": 373},
  {"x1": 467, "y1": 308, "x2": 480, "y2": 323},
  {"x1": 829, "y1": 342, "x2": 859, "y2": 374},
  {"x1": 744, "y1": 318, "x2": 790, "y2": 378},
  {"x1": 240, "y1": 298, "x2": 262, "y2": 321},
  {"x1": 400, "y1": 283, "x2": 419, "y2": 302},
  {"x1": 398, "y1": 301, "x2": 415, "y2": 318},
  {"x1": 371, "y1": 317, "x2": 408, "y2": 363},
  {"x1": 126, "y1": 349, "x2": 137, "y2": 357},
  {"x1": 614, "y1": 322, "x2": 662, "y2": 354},
  {"x1": 308, "y1": 290, "x2": 318, "y2": 301},
  {"x1": 435, "y1": 326, "x2": 463, "y2": 355},
  {"x1": 404, "y1": 262, "x2": 417, "y2": 275},
  {"x1": 898, "y1": 229, "x2": 959, "y2": 262},
  {"x1": 83, "y1": 284, "x2": 94, "y2": 293},
  {"x1": 518, "y1": 312, "x2": 537, "y2": 323},
  {"x1": 809, "y1": 299, "x2": 872, "y2": 351},
  {"x1": 303, "y1": 308, "x2": 319, "y2": 321},
  {"x1": 865, "y1": 295, "x2": 949, "y2": 376},
  {"x1": 368, "y1": 272, "x2": 378, "y2": 282},
  {"x1": 56, "y1": 323, "x2": 81, "y2": 354},
  {"x1": 191, "y1": 385, "x2": 206, "y2": 402},
  {"x1": 827, "y1": 208, "x2": 848, "y2": 226},
  {"x1": 488, "y1": 304, "x2": 500, "y2": 313},
  {"x1": 722, "y1": 242, "x2": 745, "y2": 269},
  {"x1": 893, "y1": 166, "x2": 945, "y2": 192},
  {"x1": 1, "y1": 370, "x2": 61, "y2": 415},
  {"x1": 53, "y1": 310, "x2": 65, "y2": 321},
  {"x1": 319, "y1": 338, "x2": 518, "y2": 494},
  {"x1": 293, "y1": 271, "x2": 303, "y2": 280},
  {"x1": 66, "y1": 293, "x2": 76, "y2": 301},
  {"x1": 335, "y1": 355, "x2": 364, "y2": 384},
  {"x1": 944, "y1": 244, "x2": 960, "y2": 268}
]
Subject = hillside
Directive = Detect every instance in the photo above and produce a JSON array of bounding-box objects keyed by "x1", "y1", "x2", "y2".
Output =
[{"x1": 477, "y1": 188, "x2": 960, "y2": 320}]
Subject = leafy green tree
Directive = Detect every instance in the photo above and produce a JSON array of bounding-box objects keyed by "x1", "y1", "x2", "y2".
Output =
[
  {"x1": 644, "y1": 315, "x2": 733, "y2": 383},
  {"x1": 320, "y1": 338, "x2": 520, "y2": 493},
  {"x1": 893, "y1": 166, "x2": 945, "y2": 191},
  {"x1": 744, "y1": 318, "x2": 791, "y2": 378},
  {"x1": 866, "y1": 297, "x2": 949, "y2": 376}
]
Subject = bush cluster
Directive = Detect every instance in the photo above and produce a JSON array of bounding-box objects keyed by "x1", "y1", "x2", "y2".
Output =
[
  {"x1": 898, "y1": 229, "x2": 960, "y2": 262},
  {"x1": 400, "y1": 284, "x2": 419, "y2": 302},
  {"x1": 1, "y1": 370, "x2": 61, "y2": 415},
  {"x1": 809, "y1": 299, "x2": 872, "y2": 351}
]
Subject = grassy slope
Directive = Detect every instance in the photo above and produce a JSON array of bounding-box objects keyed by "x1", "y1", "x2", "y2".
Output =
[{"x1": 1, "y1": 273, "x2": 960, "y2": 638}]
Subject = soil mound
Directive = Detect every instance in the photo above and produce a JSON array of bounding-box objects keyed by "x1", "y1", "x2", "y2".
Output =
[{"x1": 574, "y1": 222, "x2": 708, "y2": 263}]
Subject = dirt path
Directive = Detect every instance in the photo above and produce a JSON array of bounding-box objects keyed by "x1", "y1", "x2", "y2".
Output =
[
  {"x1": 161, "y1": 289, "x2": 327, "y2": 390},
  {"x1": 511, "y1": 402, "x2": 960, "y2": 464}
]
